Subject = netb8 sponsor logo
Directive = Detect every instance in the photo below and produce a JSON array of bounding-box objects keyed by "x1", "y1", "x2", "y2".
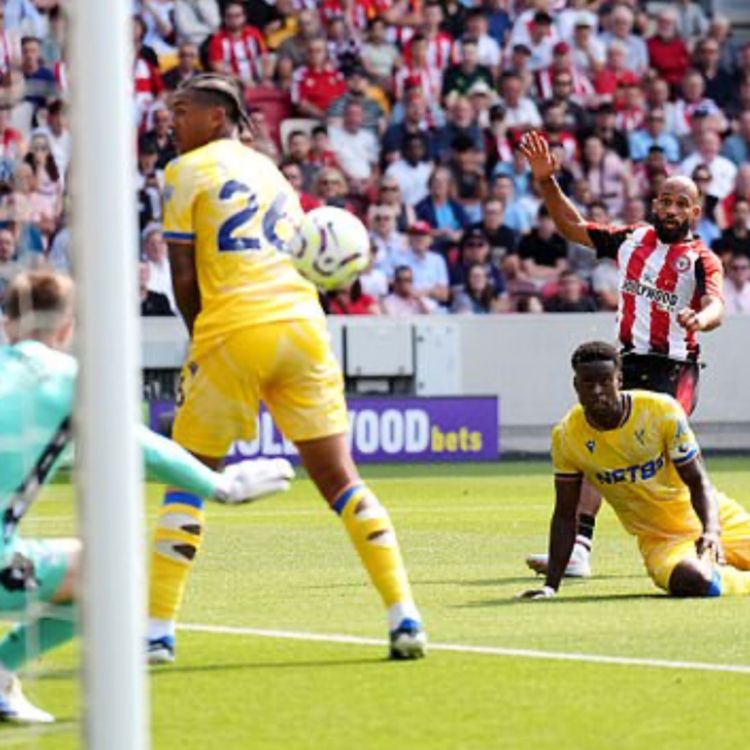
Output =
[{"x1": 596, "y1": 453, "x2": 665, "y2": 484}]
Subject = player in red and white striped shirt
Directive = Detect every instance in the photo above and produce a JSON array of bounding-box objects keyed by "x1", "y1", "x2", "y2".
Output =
[
  {"x1": 520, "y1": 130, "x2": 725, "y2": 579},
  {"x1": 207, "y1": 2, "x2": 269, "y2": 86}
]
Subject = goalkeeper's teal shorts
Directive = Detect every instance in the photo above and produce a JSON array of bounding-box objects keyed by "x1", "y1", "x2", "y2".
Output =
[{"x1": 0, "y1": 537, "x2": 71, "y2": 616}]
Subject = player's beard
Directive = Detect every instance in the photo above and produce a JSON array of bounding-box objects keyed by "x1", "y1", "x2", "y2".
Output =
[{"x1": 653, "y1": 215, "x2": 690, "y2": 244}]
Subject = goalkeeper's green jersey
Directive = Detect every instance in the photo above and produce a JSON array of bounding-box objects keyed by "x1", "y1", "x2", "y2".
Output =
[
  {"x1": 0, "y1": 339, "x2": 221, "y2": 550},
  {"x1": 0, "y1": 340, "x2": 76, "y2": 517}
]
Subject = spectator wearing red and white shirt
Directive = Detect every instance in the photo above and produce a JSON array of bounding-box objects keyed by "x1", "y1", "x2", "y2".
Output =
[
  {"x1": 320, "y1": 0, "x2": 390, "y2": 32},
  {"x1": 310, "y1": 125, "x2": 342, "y2": 170},
  {"x1": 208, "y1": 2, "x2": 269, "y2": 86},
  {"x1": 593, "y1": 40, "x2": 640, "y2": 98},
  {"x1": 393, "y1": 33, "x2": 442, "y2": 103},
  {"x1": 0, "y1": 7, "x2": 20, "y2": 85},
  {"x1": 403, "y1": 1, "x2": 454, "y2": 77},
  {"x1": 536, "y1": 42, "x2": 594, "y2": 105},
  {"x1": 614, "y1": 82, "x2": 646, "y2": 133},
  {"x1": 291, "y1": 37, "x2": 346, "y2": 118},
  {"x1": 0, "y1": 102, "x2": 25, "y2": 162},
  {"x1": 133, "y1": 51, "x2": 164, "y2": 131},
  {"x1": 646, "y1": 9, "x2": 690, "y2": 90},
  {"x1": 52, "y1": 59, "x2": 66, "y2": 95}
]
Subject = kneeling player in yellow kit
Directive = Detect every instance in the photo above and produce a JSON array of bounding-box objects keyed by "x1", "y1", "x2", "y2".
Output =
[
  {"x1": 521, "y1": 341, "x2": 750, "y2": 600},
  {"x1": 147, "y1": 74, "x2": 425, "y2": 661}
]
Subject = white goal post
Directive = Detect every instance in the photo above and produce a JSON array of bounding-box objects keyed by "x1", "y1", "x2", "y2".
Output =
[{"x1": 71, "y1": 0, "x2": 149, "y2": 747}]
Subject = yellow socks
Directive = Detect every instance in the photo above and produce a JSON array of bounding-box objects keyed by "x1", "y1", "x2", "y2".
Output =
[
  {"x1": 333, "y1": 484, "x2": 419, "y2": 626},
  {"x1": 149, "y1": 490, "x2": 205, "y2": 626},
  {"x1": 714, "y1": 565, "x2": 750, "y2": 595}
]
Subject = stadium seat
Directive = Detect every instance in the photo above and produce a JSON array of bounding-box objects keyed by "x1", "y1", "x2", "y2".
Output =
[{"x1": 245, "y1": 84, "x2": 292, "y2": 150}]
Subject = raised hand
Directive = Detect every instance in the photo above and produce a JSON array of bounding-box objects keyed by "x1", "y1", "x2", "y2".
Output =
[{"x1": 518, "y1": 131, "x2": 559, "y2": 183}]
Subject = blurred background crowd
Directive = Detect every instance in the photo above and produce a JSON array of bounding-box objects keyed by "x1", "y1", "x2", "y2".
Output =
[{"x1": 0, "y1": 0, "x2": 749, "y2": 318}]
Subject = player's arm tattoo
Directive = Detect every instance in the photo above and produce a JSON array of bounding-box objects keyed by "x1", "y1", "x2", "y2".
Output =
[{"x1": 168, "y1": 241, "x2": 201, "y2": 336}]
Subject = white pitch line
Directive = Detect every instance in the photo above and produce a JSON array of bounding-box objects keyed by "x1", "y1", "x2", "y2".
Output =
[
  {"x1": 25, "y1": 504, "x2": 551, "y2": 525},
  {"x1": 180, "y1": 622, "x2": 750, "y2": 675}
]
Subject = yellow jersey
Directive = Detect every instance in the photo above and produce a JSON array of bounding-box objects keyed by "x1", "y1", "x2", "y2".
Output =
[
  {"x1": 552, "y1": 391, "x2": 703, "y2": 539},
  {"x1": 162, "y1": 138, "x2": 322, "y2": 357}
]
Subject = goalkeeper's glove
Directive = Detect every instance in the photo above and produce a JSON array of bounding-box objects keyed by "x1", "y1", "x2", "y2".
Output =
[
  {"x1": 215, "y1": 458, "x2": 294, "y2": 504},
  {"x1": 517, "y1": 585, "x2": 556, "y2": 600}
]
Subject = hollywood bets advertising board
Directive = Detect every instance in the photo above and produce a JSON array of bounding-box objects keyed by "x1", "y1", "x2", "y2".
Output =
[{"x1": 150, "y1": 397, "x2": 500, "y2": 463}]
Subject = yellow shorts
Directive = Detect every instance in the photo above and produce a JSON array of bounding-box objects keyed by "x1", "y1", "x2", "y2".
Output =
[
  {"x1": 173, "y1": 318, "x2": 348, "y2": 457},
  {"x1": 639, "y1": 493, "x2": 750, "y2": 591}
]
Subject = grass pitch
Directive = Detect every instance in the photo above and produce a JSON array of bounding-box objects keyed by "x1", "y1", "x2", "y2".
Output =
[{"x1": 4, "y1": 458, "x2": 750, "y2": 749}]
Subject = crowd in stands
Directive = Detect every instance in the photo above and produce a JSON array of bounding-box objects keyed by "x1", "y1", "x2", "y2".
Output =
[{"x1": 0, "y1": 0, "x2": 749, "y2": 319}]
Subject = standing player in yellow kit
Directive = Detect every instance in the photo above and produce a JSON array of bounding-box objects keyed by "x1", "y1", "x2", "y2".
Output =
[
  {"x1": 521, "y1": 341, "x2": 750, "y2": 600},
  {"x1": 147, "y1": 74, "x2": 426, "y2": 662}
]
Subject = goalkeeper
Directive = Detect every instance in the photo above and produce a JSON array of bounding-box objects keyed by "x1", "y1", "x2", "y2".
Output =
[{"x1": 0, "y1": 269, "x2": 293, "y2": 724}]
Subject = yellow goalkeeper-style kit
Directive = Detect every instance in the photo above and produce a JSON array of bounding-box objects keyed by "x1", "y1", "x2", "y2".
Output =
[
  {"x1": 552, "y1": 391, "x2": 750, "y2": 589},
  {"x1": 162, "y1": 138, "x2": 348, "y2": 457}
]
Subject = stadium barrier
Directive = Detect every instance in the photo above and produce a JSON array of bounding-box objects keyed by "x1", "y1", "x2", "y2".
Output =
[{"x1": 142, "y1": 315, "x2": 750, "y2": 455}]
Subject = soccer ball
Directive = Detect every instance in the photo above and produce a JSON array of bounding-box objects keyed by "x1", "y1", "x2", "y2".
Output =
[{"x1": 289, "y1": 206, "x2": 370, "y2": 291}]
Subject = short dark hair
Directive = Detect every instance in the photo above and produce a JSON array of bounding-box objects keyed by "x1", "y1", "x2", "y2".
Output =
[
  {"x1": 48, "y1": 99, "x2": 65, "y2": 116},
  {"x1": 571, "y1": 341, "x2": 621, "y2": 371},
  {"x1": 587, "y1": 199, "x2": 608, "y2": 213},
  {"x1": 394, "y1": 265, "x2": 413, "y2": 280}
]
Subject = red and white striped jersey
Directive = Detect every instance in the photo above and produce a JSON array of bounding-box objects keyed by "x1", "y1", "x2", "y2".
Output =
[
  {"x1": 320, "y1": 0, "x2": 391, "y2": 30},
  {"x1": 535, "y1": 66, "x2": 593, "y2": 105},
  {"x1": 402, "y1": 32, "x2": 454, "y2": 72},
  {"x1": 586, "y1": 223, "x2": 724, "y2": 361},
  {"x1": 133, "y1": 57, "x2": 164, "y2": 131},
  {"x1": 53, "y1": 60, "x2": 67, "y2": 94},
  {"x1": 393, "y1": 65, "x2": 442, "y2": 102},
  {"x1": 208, "y1": 27, "x2": 267, "y2": 85},
  {"x1": 0, "y1": 31, "x2": 20, "y2": 78}
]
